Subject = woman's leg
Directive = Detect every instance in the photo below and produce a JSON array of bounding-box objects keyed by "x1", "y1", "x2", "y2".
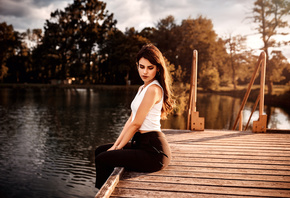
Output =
[
  {"x1": 94, "y1": 144, "x2": 113, "y2": 188},
  {"x1": 95, "y1": 148, "x2": 162, "y2": 188},
  {"x1": 95, "y1": 143, "x2": 133, "y2": 188}
]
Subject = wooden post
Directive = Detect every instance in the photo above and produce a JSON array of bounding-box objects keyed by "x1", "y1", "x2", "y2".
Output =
[
  {"x1": 187, "y1": 50, "x2": 204, "y2": 131},
  {"x1": 232, "y1": 52, "x2": 267, "y2": 132},
  {"x1": 245, "y1": 95, "x2": 260, "y2": 131},
  {"x1": 253, "y1": 52, "x2": 267, "y2": 133},
  {"x1": 239, "y1": 110, "x2": 243, "y2": 131}
]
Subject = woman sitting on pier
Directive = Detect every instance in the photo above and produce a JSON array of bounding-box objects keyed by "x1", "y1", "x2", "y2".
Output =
[{"x1": 94, "y1": 44, "x2": 174, "y2": 189}]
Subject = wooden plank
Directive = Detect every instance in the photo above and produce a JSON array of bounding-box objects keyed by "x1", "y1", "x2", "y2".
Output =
[
  {"x1": 115, "y1": 180, "x2": 290, "y2": 197},
  {"x1": 132, "y1": 170, "x2": 290, "y2": 182},
  {"x1": 111, "y1": 188, "x2": 248, "y2": 198},
  {"x1": 170, "y1": 139, "x2": 290, "y2": 145},
  {"x1": 165, "y1": 165, "x2": 290, "y2": 175},
  {"x1": 172, "y1": 155, "x2": 290, "y2": 164},
  {"x1": 171, "y1": 150, "x2": 290, "y2": 157},
  {"x1": 168, "y1": 161, "x2": 290, "y2": 170},
  {"x1": 95, "y1": 167, "x2": 124, "y2": 198},
  {"x1": 111, "y1": 130, "x2": 290, "y2": 197},
  {"x1": 169, "y1": 141, "x2": 290, "y2": 147},
  {"x1": 121, "y1": 173, "x2": 290, "y2": 189},
  {"x1": 169, "y1": 144, "x2": 290, "y2": 151}
]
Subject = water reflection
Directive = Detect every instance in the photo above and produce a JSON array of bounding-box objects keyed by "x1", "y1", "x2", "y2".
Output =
[
  {"x1": 0, "y1": 88, "x2": 289, "y2": 198},
  {"x1": 162, "y1": 93, "x2": 290, "y2": 130}
]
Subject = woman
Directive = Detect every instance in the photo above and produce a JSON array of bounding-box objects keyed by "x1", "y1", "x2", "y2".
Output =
[{"x1": 94, "y1": 44, "x2": 174, "y2": 189}]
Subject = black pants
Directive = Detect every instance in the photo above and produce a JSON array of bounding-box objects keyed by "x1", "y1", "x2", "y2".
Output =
[{"x1": 94, "y1": 131, "x2": 171, "y2": 188}]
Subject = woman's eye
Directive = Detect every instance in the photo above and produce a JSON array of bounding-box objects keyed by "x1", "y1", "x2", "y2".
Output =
[{"x1": 149, "y1": 67, "x2": 154, "y2": 70}]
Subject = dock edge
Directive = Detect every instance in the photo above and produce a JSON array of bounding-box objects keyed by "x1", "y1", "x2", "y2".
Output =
[{"x1": 94, "y1": 167, "x2": 124, "y2": 198}]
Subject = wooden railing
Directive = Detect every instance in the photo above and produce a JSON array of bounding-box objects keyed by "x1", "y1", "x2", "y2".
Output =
[
  {"x1": 187, "y1": 50, "x2": 204, "y2": 131},
  {"x1": 232, "y1": 51, "x2": 267, "y2": 132}
]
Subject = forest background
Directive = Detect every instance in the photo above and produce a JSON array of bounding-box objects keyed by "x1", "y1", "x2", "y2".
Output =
[{"x1": 1, "y1": 0, "x2": 290, "y2": 114}]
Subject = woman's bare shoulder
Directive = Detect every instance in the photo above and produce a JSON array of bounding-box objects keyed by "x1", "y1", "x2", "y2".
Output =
[
  {"x1": 146, "y1": 84, "x2": 162, "y2": 99},
  {"x1": 147, "y1": 84, "x2": 162, "y2": 92}
]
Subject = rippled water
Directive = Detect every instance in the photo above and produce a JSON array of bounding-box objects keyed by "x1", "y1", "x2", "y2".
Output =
[
  {"x1": 0, "y1": 87, "x2": 289, "y2": 198},
  {"x1": 0, "y1": 88, "x2": 134, "y2": 198}
]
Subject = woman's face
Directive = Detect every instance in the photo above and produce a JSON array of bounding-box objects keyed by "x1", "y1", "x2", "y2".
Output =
[{"x1": 138, "y1": 57, "x2": 158, "y2": 85}]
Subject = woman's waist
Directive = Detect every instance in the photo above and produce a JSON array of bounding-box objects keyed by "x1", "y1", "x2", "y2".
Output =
[
  {"x1": 134, "y1": 131, "x2": 165, "y2": 138},
  {"x1": 139, "y1": 129, "x2": 161, "y2": 134},
  {"x1": 131, "y1": 131, "x2": 167, "y2": 147}
]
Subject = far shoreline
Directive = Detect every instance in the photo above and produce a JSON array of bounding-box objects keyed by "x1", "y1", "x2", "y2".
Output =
[{"x1": 0, "y1": 83, "x2": 289, "y2": 113}]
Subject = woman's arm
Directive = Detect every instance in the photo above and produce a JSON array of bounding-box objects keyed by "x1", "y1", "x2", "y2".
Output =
[
  {"x1": 107, "y1": 85, "x2": 144, "y2": 151},
  {"x1": 113, "y1": 85, "x2": 162, "y2": 150},
  {"x1": 107, "y1": 113, "x2": 133, "y2": 151}
]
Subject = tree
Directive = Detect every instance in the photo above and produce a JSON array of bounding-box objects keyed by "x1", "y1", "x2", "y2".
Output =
[
  {"x1": 98, "y1": 27, "x2": 149, "y2": 84},
  {"x1": 6, "y1": 42, "x2": 31, "y2": 83},
  {"x1": 151, "y1": 15, "x2": 180, "y2": 67},
  {"x1": 199, "y1": 64, "x2": 220, "y2": 91},
  {"x1": 268, "y1": 50, "x2": 289, "y2": 84},
  {"x1": 20, "y1": 29, "x2": 43, "y2": 82},
  {"x1": 224, "y1": 34, "x2": 248, "y2": 89},
  {"x1": 0, "y1": 22, "x2": 21, "y2": 82},
  {"x1": 151, "y1": 15, "x2": 226, "y2": 83},
  {"x1": 35, "y1": 0, "x2": 116, "y2": 83},
  {"x1": 175, "y1": 16, "x2": 227, "y2": 83},
  {"x1": 22, "y1": 28, "x2": 43, "y2": 48},
  {"x1": 251, "y1": 0, "x2": 290, "y2": 94}
]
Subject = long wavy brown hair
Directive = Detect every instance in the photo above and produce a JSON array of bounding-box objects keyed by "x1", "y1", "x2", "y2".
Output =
[{"x1": 136, "y1": 44, "x2": 175, "y2": 119}]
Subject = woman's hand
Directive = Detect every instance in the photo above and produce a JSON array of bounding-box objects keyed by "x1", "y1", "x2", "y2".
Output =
[
  {"x1": 107, "y1": 145, "x2": 122, "y2": 151},
  {"x1": 107, "y1": 145, "x2": 116, "y2": 151}
]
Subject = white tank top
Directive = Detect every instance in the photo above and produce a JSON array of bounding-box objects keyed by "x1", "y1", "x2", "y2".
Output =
[{"x1": 131, "y1": 80, "x2": 163, "y2": 131}]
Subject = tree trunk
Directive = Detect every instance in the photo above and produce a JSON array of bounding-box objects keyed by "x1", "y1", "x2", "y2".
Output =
[
  {"x1": 232, "y1": 66, "x2": 237, "y2": 90},
  {"x1": 267, "y1": 80, "x2": 273, "y2": 95},
  {"x1": 230, "y1": 52, "x2": 237, "y2": 90}
]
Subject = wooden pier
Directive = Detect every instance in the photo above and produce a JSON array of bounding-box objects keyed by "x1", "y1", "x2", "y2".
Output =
[{"x1": 96, "y1": 129, "x2": 290, "y2": 198}]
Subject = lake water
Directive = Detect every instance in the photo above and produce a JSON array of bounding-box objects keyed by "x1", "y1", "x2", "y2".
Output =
[{"x1": 0, "y1": 87, "x2": 289, "y2": 198}]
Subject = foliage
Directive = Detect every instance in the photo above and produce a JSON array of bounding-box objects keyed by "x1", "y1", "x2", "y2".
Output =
[
  {"x1": 164, "y1": 58, "x2": 187, "y2": 116},
  {"x1": 151, "y1": 15, "x2": 179, "y2": 66},
  {"x1": 224, "y1": 35, "x2": 249, "y2": 89},
  {"x1": 0, "y1": 22, "x2": 21, "y2": 81},
  {"x1": 34, "y1": 0, "x2": 117, "y2": 83},
  {"x1": 176, "y1": 16, "x2": 227, "y2": 82},
  {"x1": 150, "y1": 15, "x2": 228, "y2": 85},
  {"x1": 268, "y1": 50, "x2": 288, "y2": 83},
  {"x1": 0, "y1": 22, "x2": 33, "y2": 83},
  {"x1": 199, "y1": 65, "x2": 220, "y2": 91},
  {"x1": 0, "y1": 0, "x2": 290, "y2": 89},
  {"x1": 251, "y1": 0, "x2": 290, "y2": 94},
  {"x1": 0, "y1": 65, "x2": 8, "y2": 81},
  {"x1": 98, "y1": 27, "x2": 150, "y2": 84},
  {"x1": 219, "y1": 74, "x2": 232, "y2": 87}
]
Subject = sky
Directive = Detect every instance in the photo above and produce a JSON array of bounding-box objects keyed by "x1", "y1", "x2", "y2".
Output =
[{"x1": 1, "y1": 0, "x2": 289, "y2": 60}]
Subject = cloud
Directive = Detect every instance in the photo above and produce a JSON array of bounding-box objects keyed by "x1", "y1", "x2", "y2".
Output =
[
  {"x1": 0, "y1": 0, "x2": 32, "y2": 17},
  {"x1": 105, "y1": 0, "x2": 153, "y2": 31},
  {"x1": 0, "y1": 0, "x2": 73, "y2": 31},
  {"x1": 1, "y1": 0, "x2": 289, "y2": 60},
  {"x1": 105, "y1": 0, "x2": 256, "y2": 36}
]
